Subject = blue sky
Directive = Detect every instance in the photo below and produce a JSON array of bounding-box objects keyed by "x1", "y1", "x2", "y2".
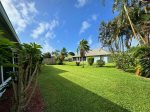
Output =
[{"x1": 2, "y1": 0, "x2": 117, "y2": 53}]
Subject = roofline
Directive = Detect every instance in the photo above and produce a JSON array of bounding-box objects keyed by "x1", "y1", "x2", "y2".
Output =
[{"x1": 0, "y1": 2, "x2": 20, "y2": 43}]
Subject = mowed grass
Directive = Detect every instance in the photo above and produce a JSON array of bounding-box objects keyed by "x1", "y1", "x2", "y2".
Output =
[{"x1": 38, "y1": 63, "x2": 150, "y2": 112}]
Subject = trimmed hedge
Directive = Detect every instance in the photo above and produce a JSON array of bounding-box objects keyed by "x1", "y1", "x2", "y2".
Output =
[
  {"x1": 87, "y1": 57, "x2": 94, "y2": 66},
  {"x1": 97, "y1": 59, "x2": 105, "y2": 67}
]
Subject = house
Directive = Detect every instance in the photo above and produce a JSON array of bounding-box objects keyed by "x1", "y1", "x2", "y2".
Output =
[
  {"x1": 0, "y1": 2, "x2": 20, "y2": 97},
  {"x1": 72, "y1": 49, "x2": 111, "y2": 63}
]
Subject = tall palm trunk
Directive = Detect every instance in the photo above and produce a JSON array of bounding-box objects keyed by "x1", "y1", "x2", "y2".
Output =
[
  {"x1": 123, "y1": 3, "x2": 146, "y2": 45},
  {"x1": 82, "y1": 57, "x2": 84, "y2": 68},
  {"x1": 123, "y1": 4, "x2": 141, "y2": 46}
]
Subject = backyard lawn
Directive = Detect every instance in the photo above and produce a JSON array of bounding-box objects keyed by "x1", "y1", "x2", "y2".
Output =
[{"x1": 38, "y1": 63, "x2": 150, "y2": 112}]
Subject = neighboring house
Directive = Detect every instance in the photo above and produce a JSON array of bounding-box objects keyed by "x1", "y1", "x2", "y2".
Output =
[
  {"x1": 72, "y1": 49, "x2": 111, "y2": 63},
  {"x1": 0, "y1": 2, "x2": 20, "y2": 97}
]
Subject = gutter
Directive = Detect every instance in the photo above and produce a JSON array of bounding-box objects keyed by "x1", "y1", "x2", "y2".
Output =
[{"x1": 0, "y1": 1, "x2": 20, "y2": 43}]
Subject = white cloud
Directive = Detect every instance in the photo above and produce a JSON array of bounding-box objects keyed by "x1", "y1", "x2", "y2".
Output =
[
  {"x1": 31, "y1": 22, "x2": 46, "y2": 38},
  {"x1": 45, "y1": 32, "x2": 56, "y2": 39},
  {"x1": 42, "y1": 41, "x2": 55, "y2": 53},
  {"x1": 92, "y1": 14, "x2": 97, "y2": 21},
  {"x1": 31, "y1": 19, "x2": 59, "y2": 39},
  {"x1": 88, "y1": 35, "x2": 93, "y2": 45},
  {"x1": 79, "y1": 21, "x2": 91, "y2": 34},
  {"x1": 1, "y1": 0, "x2": 38, "y2": 33},
  {"x1": 75, "y1": 0, "x2": 88, "y2": 8}
]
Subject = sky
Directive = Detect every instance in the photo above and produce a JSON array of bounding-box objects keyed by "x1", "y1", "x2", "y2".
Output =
[{"x1": 1, "y1": 0, "x2": 117, "y2": 53}]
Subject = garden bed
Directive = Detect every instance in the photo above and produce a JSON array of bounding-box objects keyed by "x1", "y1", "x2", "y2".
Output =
[{"x1": 0, "y1": 86, "x2": 44, "y2": 112}]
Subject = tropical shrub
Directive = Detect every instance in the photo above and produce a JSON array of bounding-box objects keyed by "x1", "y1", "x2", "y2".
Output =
[
  {"x1": 0, "y1": 38, "x2": 42, "y2": 111},
  {"x1": 134, "y1": 47, "x2": 150, "y2": 78},
  {"x1": 97, "y1": 59, "x2": 105, "y2": 67},
  {"x1": 56, "y1": 56, "x2": 63, "y2": 65},
  {"x1": 76, "y1": 61, "x2": 80, "y2": 66},
  {"x1": 113, "y1": 52, "x2": 137, "y2": 71},
  {"x1": 87, "y1": 57, "x2": 94, "y2": 66}
]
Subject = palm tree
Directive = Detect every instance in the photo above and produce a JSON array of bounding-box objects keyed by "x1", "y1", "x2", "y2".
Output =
[
  {"x1": 99, "y1": 0, "x2": 150, "y2": 51},
  {"x1": 113, "y1": 0, "x2": 149, "y2": 46},
  {"x1": 60, "y1": 47, "x2": 68, "y2": 61},
  {"x1": 77, "y1": 39, "x2": 90, "y2": 68}
]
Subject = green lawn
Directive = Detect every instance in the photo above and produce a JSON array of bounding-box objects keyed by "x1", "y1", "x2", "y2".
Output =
[{"x1": 38, "y1": 63, "x2": 150, "y2": 112}]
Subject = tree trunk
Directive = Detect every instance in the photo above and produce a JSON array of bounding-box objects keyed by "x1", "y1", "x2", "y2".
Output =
[
  {"x1": 82, "y1": 57, "x2": 84, "y2": 68},
  {"x1": 123, "y1": 4, "x2": 140, "y2": 45}
]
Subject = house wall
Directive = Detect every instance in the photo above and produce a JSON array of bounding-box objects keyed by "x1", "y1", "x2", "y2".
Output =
[
  {"x1": 0, "y1": 3, "x2": 19, "y2": 96},
  {"x1": 90, "y1": 56, "x2": 108, "y2": 63},
  {"x1": 73, "y1": 56, "x2": 109, "y2": 63}
]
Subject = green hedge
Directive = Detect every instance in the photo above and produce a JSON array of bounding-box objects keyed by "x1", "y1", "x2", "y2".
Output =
[{"x1": 87, "y1": 57, "x2": 94, "y2": 66}]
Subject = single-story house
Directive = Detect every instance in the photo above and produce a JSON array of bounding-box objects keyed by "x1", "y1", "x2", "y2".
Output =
[
  {"x1": 0, "y1": 1, "x2": 20, "y2": 97},
  {"x1": 72, "y1": 49, "x2": 111, "y2": 63}
]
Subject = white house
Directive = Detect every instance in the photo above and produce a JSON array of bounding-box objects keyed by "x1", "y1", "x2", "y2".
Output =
[
  {"x1": 0, "y1": 2, "x2": 20, "y2": 97},
  {"x1": 72, "y1": 49, "x2": 111, "y2": 63}
]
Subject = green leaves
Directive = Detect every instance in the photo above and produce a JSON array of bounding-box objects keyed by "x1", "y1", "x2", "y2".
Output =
[
  {"x1": 134, "y1": 46, "x2": 150, "y2": 77},
  {"x1": 77, "y1": 39, "x2": 90, "y2": 57},
  {"x1": 0, "y1": 38, "x2": 16, "y2": 65}
]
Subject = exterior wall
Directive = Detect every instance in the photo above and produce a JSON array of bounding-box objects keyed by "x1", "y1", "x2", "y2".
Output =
[
  {"x1": 73, "y1": 55, "x2": 109, "y2": 63},
  {"x1": 0, "y1": 2, "x2": 19, "y2": 97},
  {"x1": 90, "y1": 56, "x2": 108, "y2": 63}
]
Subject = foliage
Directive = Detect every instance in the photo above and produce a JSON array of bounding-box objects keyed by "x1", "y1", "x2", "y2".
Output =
[
  {"x1": 13, "y1": 43, "x2": 42, "y2": 112},
  {"x1": 99, "y1": 0, "x2": 150, "y2": 51},
  {"x1": 0, "y1": 41, "x2": 42, "y2": 112},
  {"x1": 77, "y1": 39, "x2": 90, "y2": 68},
  {"x1": 96, "y1": 59, "x2": 105, "y2": 67},
  {"x1": 76, "y1": 61, "x2": 80, "y2": 66},
  {"x1": 52, "y1": 48, "x2": 68, "y2": 65},
  {"x1": 0, "y1": 38, "x2": 16, "y2": 66},
  {"x1": 43, "y1": 52, "x2": 51, "y2": 58},
  {"x1": 87, "y1": 57, "x2": 94, "y2": 66},
  {"x1": 68, "y1": 52, "x2": 75, "y2": 56},
  {"x1": 61, "y1": 48, "x2": 68, "y2": 59},
  {"x1": 134, "y1": 46, "x2": 150, "y2": 77},
  {"x1": 56, "y1": 56, "x2": 63, "y2": 65},
  {"x1": 113, "y1": 52, "x2": 137, "y2": 71}
]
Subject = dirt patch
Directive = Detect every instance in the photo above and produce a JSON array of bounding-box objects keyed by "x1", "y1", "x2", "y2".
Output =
[
  {"x1": 0, "y1": 87, "x2": 13, "y2": 112},
  {"x1": 25, "y1": 86, "x2": 45, "y2": 112},
  {"x1": 0, "y1": 86, "x2": 44, "y2": 112}
]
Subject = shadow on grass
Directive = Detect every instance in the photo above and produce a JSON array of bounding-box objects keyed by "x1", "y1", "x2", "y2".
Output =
[{"x1": 39, "y1": 65, "x2": 130, "y2": 112}]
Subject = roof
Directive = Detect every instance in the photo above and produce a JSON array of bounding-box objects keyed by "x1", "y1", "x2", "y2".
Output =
[
  {"x1": 0, "y1": 2, "x2": 20, "y2": 42},
  {"x1": 73, "y1": 49, "x2": 111, "y2": 57}
]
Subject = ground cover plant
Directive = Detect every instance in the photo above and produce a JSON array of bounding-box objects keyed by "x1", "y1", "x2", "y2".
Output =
[{"x1": 38, "y1": 63, "x2": 150, "y2": 112}]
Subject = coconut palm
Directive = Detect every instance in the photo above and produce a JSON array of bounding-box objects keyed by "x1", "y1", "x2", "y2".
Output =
[
  {"x1": 99, "y1": 0, "x2": 150, "y2": 52},
  {"x1": 77, "y1": 39, "x2": 90, "y2": 68}
]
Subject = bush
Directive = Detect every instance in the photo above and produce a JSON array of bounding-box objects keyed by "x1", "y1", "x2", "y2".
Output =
[
  {"x1": 97, "y1": 59, "x2": 105, "y2": 67},
  {"x1": 56, "y1": 56, "x2": 63, "y2": 65},
  {"x1": 113, "y1": 53, "x2": 137, "y2": 71},
  {"x1": 56, "y1": 59, "x2": 63, "y2": 65},
  {"x1": 87, "y1": 57, "x2": 94, "y2": 66},
  {"x1": 76, "y1": 61, "x2": 80, "y2": 66},
  {"x1": 134, "y1": 46, "x2": 150, "y2": 77}
]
